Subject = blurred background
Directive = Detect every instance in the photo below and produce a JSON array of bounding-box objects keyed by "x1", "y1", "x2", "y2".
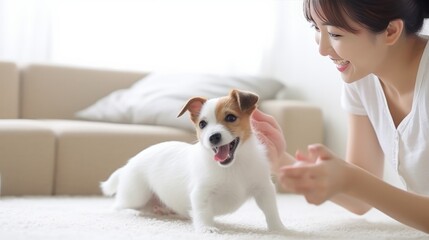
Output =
[{"x1": 1, "y1": 0, "x2": 428, "y2": 184}]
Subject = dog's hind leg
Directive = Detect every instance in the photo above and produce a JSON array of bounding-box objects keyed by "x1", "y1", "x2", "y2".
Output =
[
  {"x1": 141, "y1": 195, "x2": 177, "y2": 216},
  {"x1": 113, "y1": 168, "x2": 152, "y2": 211}
]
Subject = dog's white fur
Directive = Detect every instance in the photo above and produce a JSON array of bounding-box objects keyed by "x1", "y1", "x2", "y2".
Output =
[{"x1": 100, "y1": 89, "x2": 284, "y2": 233}]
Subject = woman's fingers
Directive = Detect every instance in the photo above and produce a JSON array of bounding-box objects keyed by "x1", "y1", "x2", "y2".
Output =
[
  {"x1": 251, "y1": 109, "x2": 287, "y2": 155},
  {"x1": 295, "y1": 144, "x2": 334, "y2": 164},
  {"x1": 252, "y1": 109, "x2": 283, "y2": 132},
  {"x1": 279, "y1": 165, "x2": 317, "y2": 193},
  {"x1": 295, "y1": 150, "x2": 313, "y2": 163},
  {"x1": 307, "y1": 144, "x2": 335, "y2": 160},
  {"x1": 280, "y1": 165, "x2": 308, "y2": 178}
]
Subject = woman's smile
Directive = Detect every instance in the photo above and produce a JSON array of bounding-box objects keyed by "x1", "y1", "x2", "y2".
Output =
[{"x1": 331, "y1": 58, "x2": 350, "y2": 72}]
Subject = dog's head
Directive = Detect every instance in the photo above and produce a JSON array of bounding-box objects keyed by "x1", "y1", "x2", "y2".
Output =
[{"x1": 178, "y1": 89, "x2": 259, "y2": 167}]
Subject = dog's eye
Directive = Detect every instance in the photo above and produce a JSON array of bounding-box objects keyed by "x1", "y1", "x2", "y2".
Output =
[
  {"x1": 199, "y1": 120, "x2": 207, "y2": 129},
  {"x1": 225, "y1": 114, "x2": 237, "y2": 122}
]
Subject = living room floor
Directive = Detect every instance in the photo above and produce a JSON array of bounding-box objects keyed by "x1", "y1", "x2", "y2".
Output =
[{"x1": 0, "y1": 194, "x2": 426, "y2": 240}]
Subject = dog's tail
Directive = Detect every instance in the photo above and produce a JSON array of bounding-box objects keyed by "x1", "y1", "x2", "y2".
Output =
[{"x1": 100, "y1": 168, "x2": 122, "y2": 196}]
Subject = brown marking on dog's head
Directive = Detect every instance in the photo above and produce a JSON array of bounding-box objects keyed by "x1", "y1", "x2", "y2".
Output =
[
  {"x1": 215, "y1": 89, "x2": 259, "y2": 141},
  {"x1": 177, "y1": 96, "x2": 207, "y2": 124}
]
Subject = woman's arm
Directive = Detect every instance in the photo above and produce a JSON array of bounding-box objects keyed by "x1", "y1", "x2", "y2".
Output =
[
  {"x1": 331, "y1": 114, "x2": 384, "y2": 214},
  {"x1": 282, "y1": 146, "x2": 429, "y2": 233},
  {"x1": 347, "y1": 162, "x2": 429, "y2": 233},
  {"x1": 279, "y1": 114, "x2": 429, "y2": 233}
]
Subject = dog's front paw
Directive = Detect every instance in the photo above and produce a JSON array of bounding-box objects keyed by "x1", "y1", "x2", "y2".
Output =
[
  {"x1": 195, "y1": 225, "x2": 220, "y2": 234},
  {"x1": 268, "y1": 223, "x2": 286, "y2": 233}
]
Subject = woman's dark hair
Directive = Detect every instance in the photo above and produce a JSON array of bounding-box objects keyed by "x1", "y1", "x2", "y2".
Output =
[{"x1": 303, "y1": 0, "x2": 429, "y2": 34}]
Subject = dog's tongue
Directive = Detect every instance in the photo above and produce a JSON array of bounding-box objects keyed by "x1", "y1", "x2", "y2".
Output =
[{"x1": 214, "y1": 144, "x2": 229, "y2": 162}]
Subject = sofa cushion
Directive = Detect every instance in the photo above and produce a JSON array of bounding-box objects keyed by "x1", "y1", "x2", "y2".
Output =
[
  {"x1": 75, "y1": 73, "x2": 285, "y2": 131},
  {"x1": 20, "y1": 64, "x2": 147, "y2": 120}
]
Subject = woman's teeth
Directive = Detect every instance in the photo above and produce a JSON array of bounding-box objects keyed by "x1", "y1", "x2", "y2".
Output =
[
  {"x1": 333, "y1": 59, "x2": 350, "y2": 66},
  {"x1": 333, "y1": 59, "x2": 350, "y2": 72}
]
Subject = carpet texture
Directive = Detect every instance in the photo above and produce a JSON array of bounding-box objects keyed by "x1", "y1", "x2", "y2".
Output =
[{"x1": 0, "y1": 194, "x2": 426, "y2": 240}]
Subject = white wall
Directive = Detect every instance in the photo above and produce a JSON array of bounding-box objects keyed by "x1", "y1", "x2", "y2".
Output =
[
  {"x1": 273, "y1": 0, "x2": 348, "y2": 157},
  {"x1": 49, "y1": 0, "x2": 277, "y2": 76}
]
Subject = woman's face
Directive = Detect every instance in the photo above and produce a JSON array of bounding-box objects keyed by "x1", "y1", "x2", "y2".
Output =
[{"x1": 310, "y1": 7, "x2": 388, "y2": 83}]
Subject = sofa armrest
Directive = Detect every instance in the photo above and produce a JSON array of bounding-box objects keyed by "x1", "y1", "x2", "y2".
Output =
[
  {"x1": 0, "y1": 61, "x2": 19, "y2": 119},
  {"x1": 259, "y1": 100, "x2": 324, "y2": 155}
]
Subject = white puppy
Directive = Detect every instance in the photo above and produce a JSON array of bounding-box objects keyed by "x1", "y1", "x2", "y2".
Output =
[{"x1": 101, "y1": 89, "x2": 285, "y2": 233}]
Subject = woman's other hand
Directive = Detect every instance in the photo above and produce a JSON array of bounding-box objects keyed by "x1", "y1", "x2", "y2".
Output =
[{"x1": 279, "y1": 144, "x2": 351, "y2": 205}]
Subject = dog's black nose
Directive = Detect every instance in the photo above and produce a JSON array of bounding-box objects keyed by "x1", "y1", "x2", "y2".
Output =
[{"x1": 209, "y1": 133, "x2": 222, "y2": 145}]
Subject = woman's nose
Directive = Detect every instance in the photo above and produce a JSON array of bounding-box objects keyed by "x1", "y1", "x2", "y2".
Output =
[{"x1": 316, "y1": 32, "x2": 331, "y2": 56}]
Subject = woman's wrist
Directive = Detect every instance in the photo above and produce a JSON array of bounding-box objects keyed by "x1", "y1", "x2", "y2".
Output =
[
  {"x1": 270, "y1": 152, "x2": 294, "y2": 175},
  {"x1": 341, "y1": 162, "x2": 364, "y2": 195}
]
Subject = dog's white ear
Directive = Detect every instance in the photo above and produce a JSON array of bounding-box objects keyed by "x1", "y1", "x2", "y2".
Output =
[
  {"x1": 177, "y1": 97, "x2": 207, "y2": 121},
  {"x1": 230, "y1": 89, "x2": 259, "y2": 113}
]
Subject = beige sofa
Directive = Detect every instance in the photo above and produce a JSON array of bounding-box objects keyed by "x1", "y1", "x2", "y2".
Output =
[{"x1": 0, "y1": 61, "x2": 323, "y2": 196}]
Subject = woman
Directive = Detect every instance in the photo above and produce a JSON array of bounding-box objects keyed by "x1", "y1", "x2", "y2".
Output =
[{"x1": 252, "y1": 0, "x2": 429, "y2": 233}]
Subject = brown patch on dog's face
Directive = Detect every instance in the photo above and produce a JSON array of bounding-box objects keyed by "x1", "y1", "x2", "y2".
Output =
[{"x1": 215, "y1": 91, "x2": 257, "y2": 142}]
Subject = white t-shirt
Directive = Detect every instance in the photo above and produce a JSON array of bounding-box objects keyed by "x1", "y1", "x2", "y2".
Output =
[{"x1": 341, "y1": 40, "x2": 429, "y2": 195}]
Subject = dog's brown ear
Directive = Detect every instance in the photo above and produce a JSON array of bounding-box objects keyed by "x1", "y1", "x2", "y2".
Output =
[
  {"x1": 177, "y1": 97, "x2": 207, "y2": 122},
  {"x1": 230, "y1": 89, "x2": 259, "y2": 113}
]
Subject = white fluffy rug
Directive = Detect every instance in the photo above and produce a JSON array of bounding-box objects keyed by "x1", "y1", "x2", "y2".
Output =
[{"x1": 0, "y1": 194, "x2": 426, "y2": 240}]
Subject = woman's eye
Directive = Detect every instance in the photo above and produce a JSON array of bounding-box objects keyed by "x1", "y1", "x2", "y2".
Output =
[
  {"x1": 199, "y1": 120, "x2": 207, "y2": 129},
  {"x1": 225, "y1": 114, "x2": 237, "y2": 122},
  {"x1": 328, "y1": 32, "x2": 342, "y2": 38},
  {"x1": 311, "y1": 23, "x2": 320, "y2": 32}
]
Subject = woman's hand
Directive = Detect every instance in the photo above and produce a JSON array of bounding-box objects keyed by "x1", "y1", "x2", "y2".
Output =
[
  {"x1": 251, "y1": 109, "x2": 293, "y2": 173},
  {"x1": 279, "y1": 144, "x2": 351, "y2": 205}
]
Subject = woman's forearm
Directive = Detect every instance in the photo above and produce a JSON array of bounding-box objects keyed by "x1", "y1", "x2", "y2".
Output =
[
  {"x1": 330, "y1": 193, "x2": 373, "y2": 215},
  {"x1": 344, "y1": 165, "x2": 429, "y2": 233}
]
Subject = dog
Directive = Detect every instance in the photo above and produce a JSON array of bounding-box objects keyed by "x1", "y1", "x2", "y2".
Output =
[{"x1": 100, "y1": 89, "x2": 285, "y2": 233}]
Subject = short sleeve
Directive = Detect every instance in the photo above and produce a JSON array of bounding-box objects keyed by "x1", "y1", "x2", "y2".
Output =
[{"x1": 340, "y1": 82, "x2": 368, "y2": 116}]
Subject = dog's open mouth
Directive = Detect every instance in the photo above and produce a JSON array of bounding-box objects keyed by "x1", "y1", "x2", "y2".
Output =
[{"x1": 212, "y1": 137, "x2": 240, "y2": 166}]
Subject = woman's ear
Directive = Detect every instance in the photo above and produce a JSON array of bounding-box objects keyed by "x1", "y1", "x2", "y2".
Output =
[{"x1": 385, "y1": 19, "x2": 404, "y2": 46}]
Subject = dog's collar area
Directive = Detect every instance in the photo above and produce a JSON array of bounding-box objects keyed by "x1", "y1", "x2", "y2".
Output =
[{"x1": 212, "y1": 137, "x2": 240, "y2": 166}]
